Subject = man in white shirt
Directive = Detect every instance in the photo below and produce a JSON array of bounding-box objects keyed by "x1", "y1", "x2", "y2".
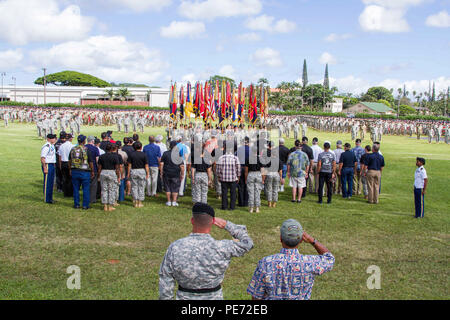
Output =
[
  {"x1": 58, "y1": 133, "x2": 75, "y2": 197},
  {"x1": 414, "y1": 157, "x2": 428, "y2": 219},
  {"x1": 310, "y1": 138, "x2": 323, "y2": 194},
  {"x1": 41, "y1": 134, "x2": 57, "y2": 204}
]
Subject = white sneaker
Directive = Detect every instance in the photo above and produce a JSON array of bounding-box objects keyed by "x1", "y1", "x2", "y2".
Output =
[
  {"x1": 166, "y1": 202, "x2": 172, "y2": 207},
  {"x1": 172, "y1": 202, "x2": 179, "y2": 207}
]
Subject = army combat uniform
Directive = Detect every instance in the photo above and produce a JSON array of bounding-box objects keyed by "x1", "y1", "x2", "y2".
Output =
[{"x1": 159, "y1": 221, "x2": 253, "y2": 300}]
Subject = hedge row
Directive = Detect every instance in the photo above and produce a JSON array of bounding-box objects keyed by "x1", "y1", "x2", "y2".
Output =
[
  {"x1": 270, "y1": 110, "x2": 347, "y2": 118},
  {"x1": 355, "y1": 113, "x2": 449, "y2": 121},
  {"x1": 0, "y1": 101, "x2": 168, "y2": 111},
  {"x1": 1, "y1": 101, "x2": 448, "y2": 121}
]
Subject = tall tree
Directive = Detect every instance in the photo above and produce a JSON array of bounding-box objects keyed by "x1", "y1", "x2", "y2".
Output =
[
  {"x1": 302, "y1": 59, "x2": 308, "y2": 88},
  {"x1": 323, "y1": 64, "x2": 329, "y2": 90},
  {"x1": 35, "y1": 71, "x2": 110, "y2": 87},
  {"x1": 432, "y1": 82, "x2": 436, "y2": 102}
]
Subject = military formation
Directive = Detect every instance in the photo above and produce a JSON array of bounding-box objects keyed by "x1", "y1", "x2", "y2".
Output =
[{"x1": 1, "y1": 106, "x2": 449, "y2": 143}]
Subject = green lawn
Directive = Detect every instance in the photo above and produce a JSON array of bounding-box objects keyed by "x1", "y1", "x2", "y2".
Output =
[{"x1": 0, "y1": 123, "x2": 449, "y2": 300}]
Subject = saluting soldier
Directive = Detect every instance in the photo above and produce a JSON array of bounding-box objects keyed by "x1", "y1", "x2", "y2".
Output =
[
  {"x1": 41, "y1": 134, "x2": 58, "y2": 204},
  {"x1": 159, "y1": 203, "x2": 253, "y2": 300}
]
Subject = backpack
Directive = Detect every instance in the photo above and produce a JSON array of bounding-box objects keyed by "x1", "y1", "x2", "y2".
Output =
[{"x1": 70, "y1": 146, "x2": 89, "y2": 170}]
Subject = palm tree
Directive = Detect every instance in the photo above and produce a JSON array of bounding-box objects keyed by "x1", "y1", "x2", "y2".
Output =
[
  {"x1": 118, "y1": 88, "x2": 131, "y2": 105},
  {"x1": 105, "y1": 89, "x2": 115, "y2": 101},
  {"x1": 146, "y1": 89, "x2": 152, "y2": 107}
]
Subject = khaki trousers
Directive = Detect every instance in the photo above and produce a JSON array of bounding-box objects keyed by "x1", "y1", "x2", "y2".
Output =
[
  {"x1": 353, "y1": 169, "x2": 362, "y2": 195},
  {"x1": 367, "y1": 170, "x2": 381, "y2": 204}
]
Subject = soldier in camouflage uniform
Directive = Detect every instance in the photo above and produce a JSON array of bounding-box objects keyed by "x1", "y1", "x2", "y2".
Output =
[
  {"x1": 159, "y1": 203, "x2": 253, "y2": 300},
  {"x1": 191, "y1": 143, "x2": 213, "y2": 204}
]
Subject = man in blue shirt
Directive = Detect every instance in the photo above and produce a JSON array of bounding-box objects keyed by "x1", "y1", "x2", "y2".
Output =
[
  {"x1": 351, "y1": 139, "x2": 365, "y2": 196},
  {"x1": 363, "y1": 144, "x2": 385, "y2": 204},
  {"x1": 143, "y1": 136, "x2": 161, "y2": 197},
  {"x1": 247, "y1": 219, "x2": 335, "y2": 300},
  {"x1": 339, "y1": 143, "x2": 357, "y2": 199}
]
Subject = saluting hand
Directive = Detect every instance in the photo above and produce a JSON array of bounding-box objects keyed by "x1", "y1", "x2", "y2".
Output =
[
  {"x1": 302, "y1": 231, "x2": 315, "y2": 244},
  {"x1": 213, "y1": 217, "x2": 227, "y2": 229}
]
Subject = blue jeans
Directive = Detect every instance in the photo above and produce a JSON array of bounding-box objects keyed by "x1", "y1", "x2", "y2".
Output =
[
  {"x1": 42, "y1": 164, "x2": 55, "y2": 203},
  {"x1": 341, "y1": 167, "x2": 354, "y2": 198},
  {"x1": 282, "y1": 164, "x2": 287, "y2": 179},
  {"x1": 119, "y1": 178, "x2": 126, "y2": 202},
  {"x1": 72, "y1": 170, "x2": 91, "y2": 208}
]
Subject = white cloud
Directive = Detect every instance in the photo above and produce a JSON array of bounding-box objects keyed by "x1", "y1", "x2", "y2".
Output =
[
  {"x1": 0, "y1": 0, "x2": 94, "y2": 45},
  {"x1": 330, "y1": 75, "x2": 450, "y2": 95},
  {"x1": 178, "y1": 0, "x2": 262, "y2": 21},
  {"x1": 29, "y1": 36, "x2": 169, "y2": 84},
  {"x1": 237, "y1": 32, "x2": 262, "y2": 42},
  {"x1": 324, "y1": 33, "x2": 352, "y2": 42},
  {"x1": 331, "y1": 76, "x2": 371, "y2": 95},
  {"x1": 359, "y1": 5, "x2": 410, "y2": 33},
  {"x1": 319, "y1": 52, "x2": 337, "y2": 65},
  {"x1": 219, "y1": 65, "x2": 235, "y2": 79},
  {"x1": 361, "y1": 0, "x2": 427, "y2": 8},
  {"x1": 109, "y1": 0, "x2": 172, "y2": 12},
  {"x1": 160, "y1": 21, "x2": 206, "y2": 39},
  {"x1": 245, "y1": 15, "x2": 296, "y2": 33},
  {"x1": 426, "y1": 10, "x2": 450, "y2": 28},
  {"x1": 0, "y1": 49, "x2": 24, "y2": 70},
  {"x1": 359, "y1": 0, "x2": 427, "y2": 33},
  {"x1": 250, "y1": 48, "x2": 283, "y2": 68},
  {"x1": 378, "y1": 77, "x2": 450, "y2": 94},
  {"x1": 273, "y1": 19, "x2": 297, "y2": 33}
]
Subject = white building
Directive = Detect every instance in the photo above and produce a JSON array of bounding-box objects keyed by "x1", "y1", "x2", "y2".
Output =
[
  {"x1": 0, "y1": 85, "x2": 171, "y2": 108},
  {"x1": 324, "y1": 98, "x2": 343, "y2": 113}
]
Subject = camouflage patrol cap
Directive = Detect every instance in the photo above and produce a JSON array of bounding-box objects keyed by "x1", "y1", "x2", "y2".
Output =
[
  {"x1": 280, "y1": 219, "x2": 303, "y2": 246},
  {"x1": 192, "y1": 203, "x2": 215, "y2": 218}
]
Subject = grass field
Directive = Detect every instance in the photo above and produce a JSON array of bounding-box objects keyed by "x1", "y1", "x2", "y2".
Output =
[{"x1": 0, "y1": 123, "x2": 449, "y2": 300}]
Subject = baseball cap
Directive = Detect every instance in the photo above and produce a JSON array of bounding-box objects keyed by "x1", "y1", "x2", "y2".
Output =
[
  {"x1": 77, "y1": 135, "x2": 87, "y2": 143},
  {"x1": 280, "y1": 219, "x2": 303, "y2": 246},
  {"x1": 192, "y1": 203, "x2": 215, "y2": 217},
  {"x1": 336, "y1": 140, "x2": 343, "y2": 145}
]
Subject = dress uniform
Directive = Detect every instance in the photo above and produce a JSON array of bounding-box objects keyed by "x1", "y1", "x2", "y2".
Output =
[
  {"x1": 414, "y1": 158, "x2": 428, "y2": 218},
  {"x1": 41, "y1": 134, "x2": 57, "y2": 203},
  {"x1": 159, "y1": 203, "x2": 253, "y2": 300}
]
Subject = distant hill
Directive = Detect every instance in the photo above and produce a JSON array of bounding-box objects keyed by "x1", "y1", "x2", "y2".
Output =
[{"x1": 110, "y1": 82, "x2": 150, "y2": 88}]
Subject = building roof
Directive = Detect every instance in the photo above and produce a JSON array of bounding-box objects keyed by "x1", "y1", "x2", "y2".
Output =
[{"x1": 360, "y1": 102, "x2": 395, "y2": 113}]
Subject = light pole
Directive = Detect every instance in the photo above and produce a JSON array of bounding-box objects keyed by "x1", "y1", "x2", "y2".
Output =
[
  {"x1": 1, "y1": 72, "x2": 6, "y2": 102},
  {"x1": 11, "y1": 76, "x2": 16, "y2": 101},
  {"x1": 42, "y1": 68, "x2": 47, "y2": 105}
]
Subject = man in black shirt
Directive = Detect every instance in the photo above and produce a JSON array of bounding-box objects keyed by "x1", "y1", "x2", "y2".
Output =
[
  {"x1": 160, "y1": 141, "x2": 184, "y2": 207},
  {"x1": 301, "y1": 137, "x2": 314, "y2": 199},
  {"x1": 275, "y1": 138, "x2": 290, "y2": 192},
  {"x1": 98, "y1": 143, "x2": 121, "y2": 211},
  {"x1": 54, "y1": 131, "x2": 66, "y2": 192},
  {"x1": 338, "y1": 143, "x2": 357, "y2": 199},
  {"x1": 127, "y1": 142, "x2": 149, "y2": 208}
]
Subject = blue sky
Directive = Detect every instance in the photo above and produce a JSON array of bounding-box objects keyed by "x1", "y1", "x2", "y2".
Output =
[{"x1": 0, "y1": 0, "x2": 449, "y2": 95}]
